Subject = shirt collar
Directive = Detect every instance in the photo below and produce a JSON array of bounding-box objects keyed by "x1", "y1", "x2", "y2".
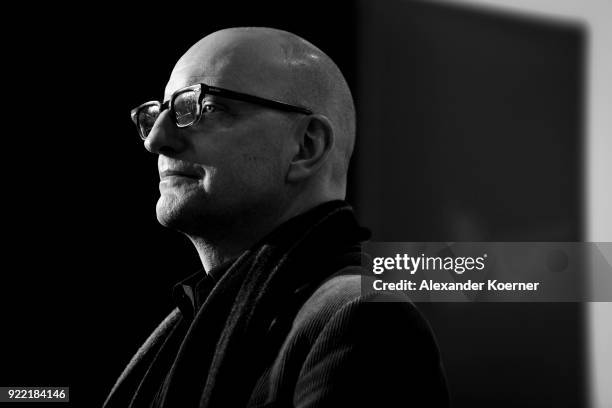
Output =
[{"x1": 172, "y1": 260, "x2": 234, "y2": 320}]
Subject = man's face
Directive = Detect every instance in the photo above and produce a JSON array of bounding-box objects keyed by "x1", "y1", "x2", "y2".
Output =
[{"x1": 144, "y1": 39, "x2": 298, "y2": 235}]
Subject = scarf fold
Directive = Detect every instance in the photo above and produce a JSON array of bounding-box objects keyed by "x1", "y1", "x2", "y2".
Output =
[{"x1": 132, "y1": 200, "x2": 369, "y2": 407}]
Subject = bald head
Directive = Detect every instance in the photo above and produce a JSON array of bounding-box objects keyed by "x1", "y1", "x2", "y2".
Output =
[{"x1": 167, "y1": 27, "x2": 355, "y2": 193}]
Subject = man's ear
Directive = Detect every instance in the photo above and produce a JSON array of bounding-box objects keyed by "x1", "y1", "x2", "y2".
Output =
[{"x1": 287, "y1": 114, "x2": 334, "y2": 183}]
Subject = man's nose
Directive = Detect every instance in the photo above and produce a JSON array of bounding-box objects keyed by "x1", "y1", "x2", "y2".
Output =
[{"x1": 144, "y1": 110, "x2": 187, "y2": 155}]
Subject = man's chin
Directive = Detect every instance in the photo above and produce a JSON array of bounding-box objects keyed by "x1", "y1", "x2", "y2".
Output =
[
  {"x1": 155, "y1": 195, "x2": 213, "y2": 234},
  {"x1": 156, "y1": 196, "x2": 190, "y2": 230}
]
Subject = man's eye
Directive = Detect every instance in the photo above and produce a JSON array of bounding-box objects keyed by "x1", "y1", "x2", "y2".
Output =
[{"x1": 202, "y1": 103, "x2": 219, "y2": 113}]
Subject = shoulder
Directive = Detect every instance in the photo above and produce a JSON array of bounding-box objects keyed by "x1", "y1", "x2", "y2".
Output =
[
  {"x1": 285, "y1": 269, "x2": 450, "y2": 407},
  {"x1": 293, "y1": 269, "x2": 423, "y2": 335},
  {"x1": 292, "y1": 268, "x2": 435, "y2": 345}
]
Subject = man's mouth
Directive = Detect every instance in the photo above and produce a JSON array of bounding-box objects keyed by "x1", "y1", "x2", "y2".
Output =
[{"x1": 159, "y1": 170, "x2": 201, "y2": 180}]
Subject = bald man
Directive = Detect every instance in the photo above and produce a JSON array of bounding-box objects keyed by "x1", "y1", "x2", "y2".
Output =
[{"x1": 105, "y1": 27, "x2": 448, "y2": 407}]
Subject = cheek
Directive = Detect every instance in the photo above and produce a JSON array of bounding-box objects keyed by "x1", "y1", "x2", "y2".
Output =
[
  {"x1": 193, "y1": 118, "x2": 291, "y2": 196},
  {"x1": 222, "y1": 145, "x2": 285, "y2": 194}
]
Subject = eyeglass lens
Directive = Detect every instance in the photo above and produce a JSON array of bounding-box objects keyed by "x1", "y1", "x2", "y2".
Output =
[
  {"x1": 173, "y1": 90, "x2": 199, "y2": 127},
  {"x1": 137, "y1": 103, "x2": 161, "y2": 140}
]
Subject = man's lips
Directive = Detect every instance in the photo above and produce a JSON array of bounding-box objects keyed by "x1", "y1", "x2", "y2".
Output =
[{"x1": 159, "y1": 170, "x2": 201, "y2": 179}]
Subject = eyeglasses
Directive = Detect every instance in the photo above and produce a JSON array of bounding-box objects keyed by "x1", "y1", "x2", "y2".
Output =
[{"x1": 130, "y1": 83, "x2": 313, "y2": 140}]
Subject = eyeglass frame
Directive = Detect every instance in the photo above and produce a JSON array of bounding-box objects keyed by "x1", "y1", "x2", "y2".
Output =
[{"x1": 131, "y1": 83, "x2": 314, "y2": 140}]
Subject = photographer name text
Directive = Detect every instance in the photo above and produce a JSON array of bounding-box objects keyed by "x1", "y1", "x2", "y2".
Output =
[{"x1": 372, "y1": 279, "x2": 540, "y2": 292}]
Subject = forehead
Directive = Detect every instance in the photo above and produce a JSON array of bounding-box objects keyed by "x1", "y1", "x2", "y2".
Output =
[
  {"x1": 164, "y1": 53, "x2": 233, "y2": 100},
  {"x1": 163, "y1": 35, "x2": 290, "y2": 102},
  {"x1": 164, "y1": 72, "x2": 221, "y2": 101}
]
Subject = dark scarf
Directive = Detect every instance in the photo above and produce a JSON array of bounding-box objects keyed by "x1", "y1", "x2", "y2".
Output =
[{"x1": 113, "y1": 200, "x2": 369, "y2": 407}]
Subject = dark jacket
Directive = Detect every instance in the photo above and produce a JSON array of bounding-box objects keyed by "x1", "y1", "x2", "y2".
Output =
[{"x1": 104, "y1": 201, "x2": 449, "y2": 407}]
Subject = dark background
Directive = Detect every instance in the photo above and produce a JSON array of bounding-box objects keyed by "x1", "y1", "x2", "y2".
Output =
[{"x1": 2, "y1": 1, "x2": 585, "y2": 406}]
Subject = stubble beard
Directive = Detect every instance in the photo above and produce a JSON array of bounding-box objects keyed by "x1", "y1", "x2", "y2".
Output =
[{"x1": 156, "y1": 189, "x2": 246, "y2": 242}]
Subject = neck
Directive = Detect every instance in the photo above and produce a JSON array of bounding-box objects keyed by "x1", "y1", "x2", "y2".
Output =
[
  {"x1": 187, "y1": 236, "x2": 242, "y2": 272},
  {"x1": 186, "y1": 197, "x2": 329, "y2": 272}
]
